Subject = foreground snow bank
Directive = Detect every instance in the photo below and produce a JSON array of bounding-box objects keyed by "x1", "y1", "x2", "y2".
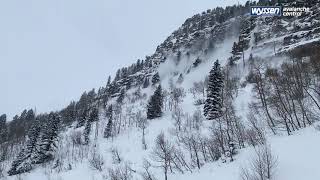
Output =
[
  {"x1": 170, "y1": 125, "x2": 320, "y2": 180},
  {"x1": 6, "y1": 124, "x2": 320, "y2": 180}
]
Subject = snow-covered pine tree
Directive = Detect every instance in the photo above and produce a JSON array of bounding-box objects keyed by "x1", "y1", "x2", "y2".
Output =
[
  {"x1": 83, "y1": 106, "x2": 99, "y2": 144},
  {"x1": 76, "y1": 92, "x2": 89, "y2": 127},
  {"x1": 108, "y1": 81, "x2": 120, "y2": 95},
  {"x1": 83, "y1": 122, "x2": 91, "y2": 145},
  {"x1": 107, "y1": 75, "x2": 111, "y2": 86},
  {"x1": 104, "y1": 105, "x2": 113, "y2": 138},
  {"x1": 152, "y1": 72, "x2": 160, "y2": 85},
  {"x1": 26, "y1": 118, "x2": 41, "y2": 162},
  {"x1": 87, "y1": 89, "x2": 97, "y2": 104},
  {"x1": 7, "y1": 150, "x2": 30, "y2": 176},
  {"x1": 147, "y1": 85, "x2": 164, "y2": 119},
  {"x1": 8, "y1": 118, "x2": 41, "y2": 176},
  {"x1": 89, "y1": 106, "x2": 99, "y2": 122},
  {"x1": 204, "y1": 60, "x2": 224, "y2": 120},
  {"x1": 83, "y1": 120, "x2": 91, "y2": 145},
  {"x1": 143, "y1": 77, "x2": 150, "y2": 88},
  {"x1": 34, "y1": 112, "x2": 60, "y2": 164},
  {"x1": 231, "y1": 42, "x2": 239, "y2": 56},
  {"x1": 60, "y1": 101, "x2": 76, "y2": 125},
  {"x1": 0, "y1": 114, "x2": 7, "y2": 143},
  {"x1": 117, "y1": 89, "x2": 125, "y2": 104},
  {"x1": 114, "y1": 69, "x2": 121, "y2": 81}
]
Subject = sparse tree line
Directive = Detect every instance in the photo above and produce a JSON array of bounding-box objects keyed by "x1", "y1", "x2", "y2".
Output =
[{"x1": 246, "y1": 54, "x2": 320, "y2": 136}]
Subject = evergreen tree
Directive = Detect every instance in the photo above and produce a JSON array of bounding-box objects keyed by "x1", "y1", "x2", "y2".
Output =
[
  {"x1": 117, "y1": 89, "x2": 125, "y2": 104},
  {"x1": 87, "y1": 89, "x2": 96, "y2": 104},
  {"x1": 152, "y1": 72, "x2": 160, "y2": 85},
  {"x1": 108, "y1": 81, "x2": 120, "y2": 95},
  {"x1": 25, "y1": 109, "x2": 35, "y2": 122},
  {"x1": 76, "y1": 92, "x2": 89, "y2": 127},
  {"x1": 83, "y1": 120, "x2": 91, "y2": 145},
  {"x1": 124, "y1": 76, "x2": 132, "y2": 90},
  {"x1": 34, "y1": 113, "x2": 60, "y2": 164},
  {"x1": 60, "y1": 101, "x2": 76, "y2": 125},
  {"x1": 114, "y1": 69, "x2": 121, "y2": 81},
  {"x1": 204, "y1": 60, "x2": 224, "y2": 120},
  {"x1": 147, "y1": 85, "x2": 164, "y2": 119},
  {"x1": 26, "y1": 118, "x2": 41, "y2": 162},
  {"x1": 143, "y1": 77, "x2": 150, "y2": 88},
  {"x1": 82, "y1": 106, "x2": 98, "y2": 144},
  {"x1": 24, "y1": 109, "x2": 36, "y2": 136},
  {"x1": 7, "y1": 150, "x2": 31, "y2": 176},
  {"x1": 175, "y1": 51, "x2": 182, "y2": 64},
  {"x1": 104, "y1": 105, "x2": 113, "y2": 138},
  {"x1": 89, "y1": 106, "x2": 99, "y2": 122},
  {"x1": 0, "y1": 114, "x2": 7, "y2": 143},
  {"x1": 8, "y1": 118, "x2": 41, "y2": 176},
  {"x1": 136, "y1": 59, "x2": 143, "y2": 72},
  {"x1": 77, "y1": 107, "x2": 88, "y2": 128},
  {"x1": 107, "y1": 76, "x2": 111, "y2": 86},
  {"x1": 231, "y1": 42, "x2": 240, "y2": 57}
]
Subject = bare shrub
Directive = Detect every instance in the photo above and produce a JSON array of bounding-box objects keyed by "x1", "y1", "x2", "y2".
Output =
[
  {"x1": 137, "y1": 111, "x2": 148, "y2": 150},
  {"x1": 206, "y1": 136, "x2": 221, "y2": 162},
  {"x1": 52, "y1": 159, "x2": 64, "y2": 173},
  {"x1": 314, "y1": 124, "x2": 320, "y2": 131},
  {"x1": 70, "y1": 130, "x2": 82, "y2": 146},
  {"x1": 192, "y1": 109, "x2": 204, "y2": 130},
  {"x1": 246, "y1": 111, "x2": 266, "y2": 146},
  {"x1": 152, "y1": 132, "x2": 173, "y2": 180},
  {"x1": 0, "y1": 163, "x2": 4, "y2": 179},
  {"x1": 189, "y1": 81, "x2": 205, "y2": 99},
  {"x1": 111, "y1": 147, "x2": 122, "y2": 164},
  {"x1": 171, "y1": 87, "x2": 186, "y2": 111},
  {"x1": 193, "y1": 99, "x2": 205, "y2": 106},
  {"x1": 172, "y1": 107, "x2": 184, "y2": 132},
  {"x1": 181, "y1": 133, "x2": 203, "y2": 169},
  {"x1": 240, "y1": 145, "x2": 278, "y2": 180},
  {"x1": 140, "y1": 159, "x2": 157, "y2": 180},
  {"x1": 89, "y1": 148, "x2": 104, "y2": 171},
  {"x1": 245, "y1": 127, "x2": 266, "y2": 147},
  {"x1": 15, "y1": 174, "x2": 24, "y2": 180},
  {"x1": 108, "y1": 163, "x2": 133, "y2": 180}
]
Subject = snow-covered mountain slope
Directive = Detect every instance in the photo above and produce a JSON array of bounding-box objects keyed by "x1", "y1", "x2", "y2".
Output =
[
  {"x1": 2, "y1": 1, "x2": 320, "y2": 180},
  {"x1": 6, "y1": 119, "x2": 320, "y2": 180}
]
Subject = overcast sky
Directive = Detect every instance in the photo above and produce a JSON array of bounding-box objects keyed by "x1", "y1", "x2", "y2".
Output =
[{"x1": 0, "y1": 0, "x2": 247, "y2": 120}]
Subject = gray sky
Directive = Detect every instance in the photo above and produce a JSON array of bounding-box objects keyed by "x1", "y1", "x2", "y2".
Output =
[{"x1": 0, "y1": 0, "x2": 246, "y2": 119}]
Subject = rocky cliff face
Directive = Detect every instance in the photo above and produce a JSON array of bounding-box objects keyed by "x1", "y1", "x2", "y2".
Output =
[{"x1": 96, "y1": 1, "x2": 320, "y2": 105}]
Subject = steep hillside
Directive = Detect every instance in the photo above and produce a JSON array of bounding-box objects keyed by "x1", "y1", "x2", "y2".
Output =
[{"x1": 1, "y1": 1, "x2": 320, "y2": 180}]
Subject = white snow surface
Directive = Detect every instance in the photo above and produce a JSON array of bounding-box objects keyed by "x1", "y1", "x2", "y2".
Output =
[{"x1": 6, "y1": 120, "x2": 320, "y2": 180}]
